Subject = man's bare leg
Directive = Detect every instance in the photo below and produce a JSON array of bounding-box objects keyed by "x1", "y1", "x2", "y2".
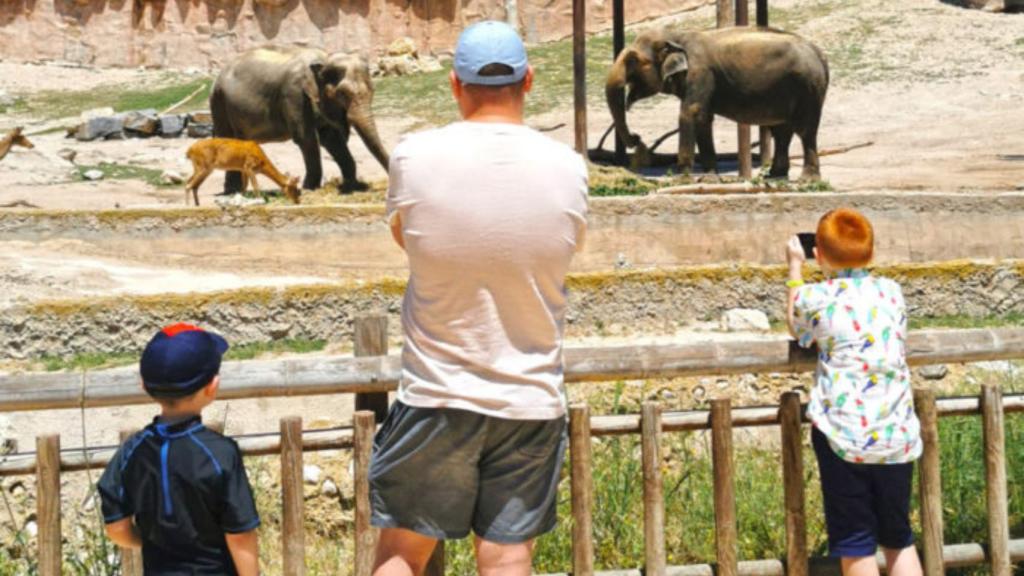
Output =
[
  {"x1": 840, "y1": 555, "x2": 879, "y2": 576},
  {"x1": 883, "y1": 546, "x2": 923, "y2": 576},
  {"x1": 373, "y1": 528, "x2": 438, "y2": 576},
  {"x1": 474, "y1": 536, "x2": 534, "y2": 576}
]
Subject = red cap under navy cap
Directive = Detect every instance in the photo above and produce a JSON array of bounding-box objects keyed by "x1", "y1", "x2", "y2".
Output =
[{"x1": 141, "y1": 323, "x2": 229, "y2": 398}]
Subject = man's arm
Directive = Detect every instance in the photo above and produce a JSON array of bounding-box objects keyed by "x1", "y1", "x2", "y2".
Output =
[
  {"x1": 105, "y1": 518, "x2": 142, "y2": 549},
  {"x1": 785, "y1": 235, "x2": 806, "y2": 339},
  {"x1": 226, "y1": 530, "x2": 259, "y2": 576},
  {"x1": 390, "y1": 213, "x2": 405, "y2": 251}
]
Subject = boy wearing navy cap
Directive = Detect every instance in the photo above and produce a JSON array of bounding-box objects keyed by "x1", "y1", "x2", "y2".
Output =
[{"x1": 98, "y1": 323, "x2": 260, "y2": 576}]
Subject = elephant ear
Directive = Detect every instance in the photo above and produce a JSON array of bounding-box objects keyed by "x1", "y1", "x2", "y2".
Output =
[
  {"x1": 301, "y1": 61, "x2": 324, "y2": 111},
  {"x1": 660, "y1": 41, "x2": 689, "y2": 82}
]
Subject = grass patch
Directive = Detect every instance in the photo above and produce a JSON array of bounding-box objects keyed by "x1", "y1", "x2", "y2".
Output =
[
  {"x1": 35, "y1": 338, "x2": 328, "y2": 372},
  {"x1": 73, "y1": 162, "x2": 176, "y2": 188},
  {"x1": 910, "y1": 312, "x2": 1024, "y2": 330},
  {"x1": 10, "y1": 77, "x2": 211, "y2": 121}
]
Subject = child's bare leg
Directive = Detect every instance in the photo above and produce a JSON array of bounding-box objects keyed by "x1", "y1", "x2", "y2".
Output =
[
  {"x1": 841, "y1": 555, "x2": 879, "y2": 576},
  {"x1": 882, "y1": 546, "x2": 922, "y2": 576}
]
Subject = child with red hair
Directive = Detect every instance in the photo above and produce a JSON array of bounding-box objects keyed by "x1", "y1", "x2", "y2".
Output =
[{"x1": 785, "y1": 208, "x2": 923, "y2": 576}]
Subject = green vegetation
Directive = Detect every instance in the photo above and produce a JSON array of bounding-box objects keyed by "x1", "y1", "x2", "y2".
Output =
[
  {"x1": 35, "y1": 338, "x2": 328, "y2": 372},
  {"x1": 9, "y1": 77, "x2": 211, "y2": 121},
  {"x1": 910, "y1": 312, "x2": 1024, "y2": 330},
  {"x1": 73, "y1": 162, "x2": 176, "y2": 188}
]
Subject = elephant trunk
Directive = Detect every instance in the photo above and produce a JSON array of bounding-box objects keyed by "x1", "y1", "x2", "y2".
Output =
[
  {"x1": 605, "y1": 57, "x2": 634, "y2": 150},
  {"x1": 348, "y1": 99, "x2": 389, "y2": 170}
]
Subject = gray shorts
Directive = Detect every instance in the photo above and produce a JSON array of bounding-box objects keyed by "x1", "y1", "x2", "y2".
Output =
[{"x1": 369, "y1": 401, "x2": 567, "y2": 543}]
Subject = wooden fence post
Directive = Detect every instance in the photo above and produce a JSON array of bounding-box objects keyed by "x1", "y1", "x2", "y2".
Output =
[
  {"x1": 915, "y1": 389, "x2": 944, "y2": 576},
  {"x1": 36, "y1": 434, "x2": 61, "y2": 576},
  {"x1": 573, "y1": 0, "x2": 587, "y2": 154},
  {"x1": 354, "y1": 315, "x2": 389, "y2": 423},
  {"x1": 612, "y1": 0, "x2": 626, "y2": 164},
  {"x1": 717, "y1": 0, "x2": 734, "y2": 28},
  {"x1": 642, "y1": 401, "x2": 666, "y2": 576},
  {"x1": 354, "y1": 411, "x2": 378, "y2": 576},
  {"x1": 281, "y1": 416, "x2": 305, "y2": 576},
  {"x1": 570, "y1": 404, "x2": 595, "y2": 576},
  {"x1": 735, "y1": 0, "x2": 752, "y2": 179},
  {"x1": 755, "y1": 0, "x2": 772, "y2": 169},
  {"x1": 982, "y1": 384, "x2": 1010, "y2": 576},
  {"x1": 779, "y1": 392, "x2": 807, "y2": 576},
  {"x1": 711, "y1": 398, "x2": 738, "y2": 576},
  {"x1": 119, "y1": 430, "x2": 144, "y2": 576}
]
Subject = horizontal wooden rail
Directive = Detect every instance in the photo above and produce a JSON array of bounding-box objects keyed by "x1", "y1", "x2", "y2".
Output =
[
  {"x1": 2, "y1": 327, "x2": 1022, "y2": 413},
  {"x1": 3, "y1": 394, "x2": 1023, "y2": 476},
  {"x1": 0, "y1": 427, "x2": 353, "y2": 476},
  {"x1": 536, "y1": 539, "x2": 1024, "y2": 576}
]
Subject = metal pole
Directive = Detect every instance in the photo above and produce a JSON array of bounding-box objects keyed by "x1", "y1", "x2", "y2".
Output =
[
  {"x1": 573, "y1": 0, "x2": 588, "y2": 155},
  {"x1": 735, "y1": 0, "x2": 752, "y2": 179},
  {"x1": 613, "y1": 0, "x2": 626, "y2": 165}
]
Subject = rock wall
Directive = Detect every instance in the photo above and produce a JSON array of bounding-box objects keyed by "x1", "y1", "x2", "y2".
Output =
[
  {"x1": 2, "y1": 260, "x2": 1021, "y2": 361},
  {"x1": 0, "y1": 0, "x2": 707, "y2": 69}
]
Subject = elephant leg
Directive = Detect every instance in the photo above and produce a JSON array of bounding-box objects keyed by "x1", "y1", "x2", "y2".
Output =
[
  {"x1": 319, "y1": 125, "x2": 367, "y2": 193},
  {"x1": 694, "y1": 112, "x2": 717, "y2": 175},
  {"x1": 211, "y1": 93, "x2": 243, "y2": 195},
  {"x1": 676, "y1": 106, "x2": 696, "y2": 175},
  {"x1": 798, "y1": 130, "x2": 821, "y2": 181},
  {"x1": 769, "y1": 125, "x2": 795, "y2": 179},
  {"x1": 295, "y1": 135, "x2": 323, "y2": 191}
]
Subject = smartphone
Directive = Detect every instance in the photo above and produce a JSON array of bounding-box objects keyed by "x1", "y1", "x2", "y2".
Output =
[{"x1": 797, "y1": 232, "x2": 816, "y2": 260}]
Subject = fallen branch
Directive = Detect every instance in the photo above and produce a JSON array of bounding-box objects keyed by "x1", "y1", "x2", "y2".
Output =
[
  {"x1": 655, "y1": 182, "x2": 772, "y2": 195},
  {"x1": 0, "y1": 200, "x2": 41, "y2": 209},
  {"x1": 161, "y1": 82, "x2": 208, "y2": 115},
  {"x1": 794, "y1": 141, "x2": 874, "y2": 159},
  {"x1": 533, "y1": 122, "x2": 566, "y2": 133}
]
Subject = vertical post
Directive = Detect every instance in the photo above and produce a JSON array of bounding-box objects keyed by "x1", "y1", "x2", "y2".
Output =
[
  {"x1": 612, "y1": 0, "x2": 626, "y2": 165},
  {"x1": 281, "y1": 417, "x2": 305, "y2": 576},
  {"x1": 779, "y1": 393, "x2": 808, "y2": 576},
  {"x1": 716, "y1": 0, "x2": 734, "y2": 30},
  {"x1": 711, "y1": 399, "x2": 738, "y2": 576},
  {"x1": 119, "y1": 430, "x2": 144, "y2": 576},
  {"x1": 353, "y1": 411, "x2": 378, "y2": 576},
  {"x1": 982, "y1": 384, "x2": 1010, "y2": 576},
  {"x1": 735, "y1": 0, "x2": 752, "y2": 179},
  {"x1": 755, "y1": 0, "x2": 772, "y2": 169},
  {"x1": 914, "y1": 389, "x2": 944, "y2": 576},
  {"x1": 570, "y1": 404, "x2": 595, "y2": 576},
  {"x1": 354, "y1": 315, "x2": 389, "y2": 423},
  {"x1": 641, "y1": 402, "x2": 666, "y2": 576},
  {"x1": 573, "y1": 0, "x2": 587, "y2": 154},
  {"x1": 36, "y1": 434, "x2": 61, "y2": 576}
]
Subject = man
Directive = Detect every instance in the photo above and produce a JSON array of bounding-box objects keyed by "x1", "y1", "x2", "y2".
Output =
[{"x1": 370, "y1": 20, "x2": 589, "y2": 576}]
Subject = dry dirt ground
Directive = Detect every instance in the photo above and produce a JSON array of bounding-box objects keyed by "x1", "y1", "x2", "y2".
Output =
[{"x1": 0, "y1": 0, "x2": 1022, "y2": 211}]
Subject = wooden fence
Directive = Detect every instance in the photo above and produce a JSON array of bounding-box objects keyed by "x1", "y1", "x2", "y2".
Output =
[{"x1": 1, "y1": 321, "x2": 1023, "y2": 575}]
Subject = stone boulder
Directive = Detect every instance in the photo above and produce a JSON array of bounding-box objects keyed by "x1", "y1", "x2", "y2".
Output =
[
  {"x1": 159, "y1": 115, "x2": 186, "y2": 137},
  {"x1": 387, "y1": 36, "x2": 417, "y2": 57},
  {"x1": 123, "y1": 109, "x2": 159, "y2": 137},
  {"x1": 719, "y1": 308, "x2": 771, "y2": 332},
  {"x1": 75, "y1": 115, "x2": 125, "y2": 141},
  {"x1": 186, "y1": 123, "x2": 213, "y2": 138}
]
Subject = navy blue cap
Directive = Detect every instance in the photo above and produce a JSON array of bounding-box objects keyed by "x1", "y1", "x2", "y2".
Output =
[
  {"x1": 141, "y1": 323, "x2": 229, "y2": 398},
  {"x1": 454, "y1": 21, "x2": 529, "y2": 86}
]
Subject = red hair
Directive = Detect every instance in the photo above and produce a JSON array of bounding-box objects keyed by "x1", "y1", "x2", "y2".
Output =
[{"x1": 816, "y1": 208, "x2": 874, "y2": 269}]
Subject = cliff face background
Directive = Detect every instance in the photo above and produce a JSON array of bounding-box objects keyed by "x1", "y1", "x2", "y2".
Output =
[{"x1": 0, "y1": 0, "x2": 704, "y2": 69}]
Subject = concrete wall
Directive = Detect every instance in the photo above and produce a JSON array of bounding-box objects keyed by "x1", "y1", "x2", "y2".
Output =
[
  {"x1": 0, "y1": 0, "x2": 706, "y2": 69},
  {"x1": 2, "y1": 260, "x2": 1021, "y2": 361}
]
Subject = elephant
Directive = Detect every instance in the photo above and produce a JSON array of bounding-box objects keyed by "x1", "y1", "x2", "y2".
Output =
[
  {"x1": 606, "y1": 26, "x2": 829, "y2": 180},
  {"x1": 211, "y1": 46, "x2": 389, "y2": 193}
]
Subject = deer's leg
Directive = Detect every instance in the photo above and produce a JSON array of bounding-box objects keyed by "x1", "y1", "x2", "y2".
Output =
[{"x1": 187, "y1": 167, "x2": 213, "y2": 206}]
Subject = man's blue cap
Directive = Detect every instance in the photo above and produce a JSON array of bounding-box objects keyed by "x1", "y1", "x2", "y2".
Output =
[
  {"x1": 454, "y1": 21, "x2": 529, "y2": 86},
  {"x1": 140, "y1": 323, "x2": 229, "y2": 398}
]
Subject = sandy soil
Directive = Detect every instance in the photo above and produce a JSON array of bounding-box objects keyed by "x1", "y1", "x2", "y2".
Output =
[{"x1": 2, "y1": 0, "x2": 1023, "y2": 212}]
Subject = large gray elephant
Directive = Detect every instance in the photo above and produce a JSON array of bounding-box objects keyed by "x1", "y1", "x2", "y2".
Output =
[
  {"x1": 211, "y1": 46, "x2": 389, "y2": 193},
  {"x1": 606, "y1": 27, "x2": 829, "y2": 179}
]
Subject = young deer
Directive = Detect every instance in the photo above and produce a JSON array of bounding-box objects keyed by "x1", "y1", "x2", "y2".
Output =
[
  {"x1": 0, "y1": 127, "x2": 34, "y2": 163},
  {"x1": 185, "y1": 138, "x2": 301, "y2": 206}
]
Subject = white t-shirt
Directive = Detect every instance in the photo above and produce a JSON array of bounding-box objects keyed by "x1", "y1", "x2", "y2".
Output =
[{"x1": 386, "y1": 121, "x2": 589, "y2": 420}]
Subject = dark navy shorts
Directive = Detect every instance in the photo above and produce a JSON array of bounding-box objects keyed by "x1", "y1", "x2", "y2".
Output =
[
  {"x1": 812, "y1": 427, "x2": 915, "y2": 557},
  {"x1": 369, "y1": 401, "x2": 567, "y2": 543}
]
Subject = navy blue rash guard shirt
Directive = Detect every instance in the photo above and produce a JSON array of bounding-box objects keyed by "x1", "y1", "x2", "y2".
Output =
[{"x1": 98, "y1": 415, "x2": 260, "y2": 575}]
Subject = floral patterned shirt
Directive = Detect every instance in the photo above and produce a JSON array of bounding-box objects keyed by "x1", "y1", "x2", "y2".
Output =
[{"x1": 793, "y1": 269, "x2": 922, "y2": 464}]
